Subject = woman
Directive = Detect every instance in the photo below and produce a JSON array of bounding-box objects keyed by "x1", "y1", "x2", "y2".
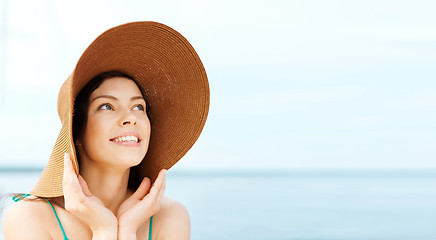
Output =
[{"x1": 2, "y1": 22, "x2": 209, "y2": 240}]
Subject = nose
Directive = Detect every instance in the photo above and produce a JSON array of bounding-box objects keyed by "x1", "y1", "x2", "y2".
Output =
[{"x1": 119, "y1": 110, "x2": 137, "y2": 126}]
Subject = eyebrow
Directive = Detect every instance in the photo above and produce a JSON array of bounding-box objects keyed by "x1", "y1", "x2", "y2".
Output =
[{"x1": 90, "y1": 95, "x2": 144, "y2": 103}]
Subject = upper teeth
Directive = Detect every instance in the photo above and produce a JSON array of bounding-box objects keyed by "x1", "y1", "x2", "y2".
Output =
[{"x1": 113, "y1": 136, "x2": 139, "y2": 143}]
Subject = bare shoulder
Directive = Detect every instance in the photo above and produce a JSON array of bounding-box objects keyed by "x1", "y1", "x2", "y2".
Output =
[
  {"x1": 160, "y1": 197, "x2": 190, "y2": 219},
  {"x1": 3, "y1": 198, "x2": 53, "y2": 239},
  {"x1": 155, "y1": 196, "x2": 190, "y2": 239}
]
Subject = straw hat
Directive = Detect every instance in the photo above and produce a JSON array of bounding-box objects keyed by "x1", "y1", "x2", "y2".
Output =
[{"x1": 31, "y1": 21, "x2": 209, "y2": 197}]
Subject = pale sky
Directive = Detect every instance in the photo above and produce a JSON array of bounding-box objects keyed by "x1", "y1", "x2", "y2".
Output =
[{"x1": 0, "y1": 0, "x2": 435, "y2": 170}]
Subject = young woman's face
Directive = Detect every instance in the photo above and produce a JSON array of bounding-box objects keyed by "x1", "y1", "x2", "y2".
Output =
[{"x1": 78, "y1": 77, "x2": 151, "y2": 169}]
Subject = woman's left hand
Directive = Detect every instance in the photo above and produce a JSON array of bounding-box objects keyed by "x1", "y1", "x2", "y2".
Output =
[{"x1": 117, "y1": 169, "x2": 167, "y2": 236}]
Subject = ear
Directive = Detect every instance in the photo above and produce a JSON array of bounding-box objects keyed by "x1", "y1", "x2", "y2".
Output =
[
  {"x1": 74, "y1": 140, "x2": 84, "y2": 156},
  {"x1": 75, "y1": 139, "x2": 82, "y2": 147}
]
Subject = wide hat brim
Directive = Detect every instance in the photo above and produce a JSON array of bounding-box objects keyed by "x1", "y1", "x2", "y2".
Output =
[{"x1": 31, "y1": 21, "x2": 209, "y2": 197}]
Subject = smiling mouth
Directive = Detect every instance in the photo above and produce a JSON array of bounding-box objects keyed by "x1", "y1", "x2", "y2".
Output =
[{"x1": 110, "y1": 135, "x2": 141, "y2": 143}]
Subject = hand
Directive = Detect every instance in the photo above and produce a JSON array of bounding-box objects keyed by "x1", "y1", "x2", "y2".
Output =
[
  {"x1": 62, "y1": 153, "x2": 117, "y2": 237},
  {"x1": 117, "y1": 169, "x2": 167, "y2": 235}
]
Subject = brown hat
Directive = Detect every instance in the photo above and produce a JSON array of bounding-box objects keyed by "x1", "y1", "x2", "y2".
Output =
[{"x1": 31, "y1": 21, "x2": 209, "y2": 197}]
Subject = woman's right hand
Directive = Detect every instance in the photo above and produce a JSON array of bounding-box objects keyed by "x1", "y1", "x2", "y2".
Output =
[{"x1": 62, "y1": 153, "x2": 118, "y2": 239}]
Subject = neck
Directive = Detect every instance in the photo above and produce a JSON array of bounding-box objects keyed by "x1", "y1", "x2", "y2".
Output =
[{"x1": 79, "y1": 160, "x2": 131, "y2": 214}]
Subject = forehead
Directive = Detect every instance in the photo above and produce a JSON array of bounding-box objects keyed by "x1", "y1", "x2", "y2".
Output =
[{"x1": 91, "y1": 77, "x2": 142, "y2": 96}]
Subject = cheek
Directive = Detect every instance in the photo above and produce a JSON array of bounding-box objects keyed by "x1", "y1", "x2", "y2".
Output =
[
  {"x1": 132, "y1": 116, "x2": 151, "y2": 157},
  {"x1": 141, "y1": 117, "x2": 152, "y2": 143},
  {"x1": 82, "y1": 118, "x2": 110, "y2": 155}
]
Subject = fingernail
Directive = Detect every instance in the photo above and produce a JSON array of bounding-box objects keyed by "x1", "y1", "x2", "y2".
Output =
[{"x1": 64, "y1": 152, "x2": 68, "y2": 158}]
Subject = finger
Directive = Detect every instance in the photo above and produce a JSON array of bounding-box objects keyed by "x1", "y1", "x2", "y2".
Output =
[
  {"x1": 63, "y1": 153, "x2": 79, "y2": 183},
  {"x1": 156, "y1": 170, "x2": 166, "y2": 202},
  {"x1": 129, "y1": 177, "x2": 151, "y2": 200},
  {"x1": 64, "y1": 175, "x2": 86, "y2": 201},
  {"x1": 63, "y1": 153, "x2": 87, "y2": 203},
  {"x1": 78, "y1": 175, "x2": 93, "y2": 197},
  {"x1": 148, "y1": 169, "x2": 167, "y2": 201},
  {"x1": 63, "y1": 153, "x2": 73, "y2": 177},
  {"x1": 63, "y1": 153, "x2": 78, "y2": 189}
]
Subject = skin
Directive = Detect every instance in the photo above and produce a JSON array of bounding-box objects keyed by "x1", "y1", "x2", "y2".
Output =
[{"x1": 3, "y1": 77, "x2": 191, "y2": 240}]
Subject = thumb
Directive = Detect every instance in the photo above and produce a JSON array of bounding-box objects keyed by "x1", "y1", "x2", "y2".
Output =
[{"x1": 129, "y1": 177, "x2": 151, "y2": 200}]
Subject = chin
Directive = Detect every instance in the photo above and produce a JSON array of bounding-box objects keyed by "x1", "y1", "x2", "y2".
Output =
[{"x1": 114, "y1": 153, "x2": 145, "y2": 167}]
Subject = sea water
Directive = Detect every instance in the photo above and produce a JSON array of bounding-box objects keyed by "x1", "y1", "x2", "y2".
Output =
[{"x1": 0, "y1": 169, "x2": 435, "y2": 240}]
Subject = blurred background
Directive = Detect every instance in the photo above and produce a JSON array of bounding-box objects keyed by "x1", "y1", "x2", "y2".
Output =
[{"x1": 1, "y1": 0, "x2": 436, "y2": 239}]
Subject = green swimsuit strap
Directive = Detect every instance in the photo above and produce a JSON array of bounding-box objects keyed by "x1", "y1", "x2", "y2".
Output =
[
  {"x1": 149, "y1": 215, "x2": 154, "y2": 240},
  {"x1": 12, "y1": 194, "x2": 69, "y2": 240},
  {"x1": 11, "y1": 193, "x2": 31, "y2": 202},
  {"x1": 44, "y1": 198, "x2": 70, "y2": 240}
]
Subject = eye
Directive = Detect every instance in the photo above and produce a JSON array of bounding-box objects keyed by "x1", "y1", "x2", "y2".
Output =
[
  {"x1": 133, "y1": 104, "x2": 145, "y2": 111},
  {"x1": 98, "y1": 103, "x2": 113, "y2": 111}
]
